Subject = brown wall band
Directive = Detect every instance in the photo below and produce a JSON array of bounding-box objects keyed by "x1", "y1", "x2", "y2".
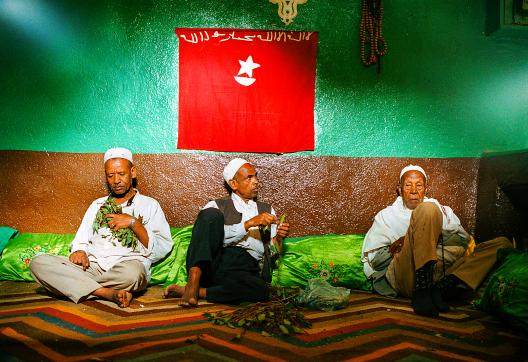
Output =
[{"x1": 0, "y1": 151, "x2": 479, "y2": 237}]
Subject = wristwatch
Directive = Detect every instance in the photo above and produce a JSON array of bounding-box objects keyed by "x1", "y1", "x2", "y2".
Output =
[{"x1": 129, "y1": 216, "x2": 137, "y2": 228}]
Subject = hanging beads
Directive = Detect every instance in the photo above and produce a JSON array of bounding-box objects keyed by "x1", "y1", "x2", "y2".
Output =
[{"x1": 360, "y1": 0, "x2": 388, "y2": 67}]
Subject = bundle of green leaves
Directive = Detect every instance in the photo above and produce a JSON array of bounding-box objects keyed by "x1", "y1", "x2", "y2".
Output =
[
  {"x1": 259, "y1": 213, "x2": 287, "y2": 254},
  {"x1": 204, "y1": 286, "x2": 311, "y2": 338},
  {"x1": 92, "y1": 197, "x2": 138, "y2": 250}
]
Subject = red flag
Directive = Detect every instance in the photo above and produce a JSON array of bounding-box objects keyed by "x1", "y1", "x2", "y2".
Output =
[{"x1": 176, "y1": 28, "x2": 318, "y2": 153}]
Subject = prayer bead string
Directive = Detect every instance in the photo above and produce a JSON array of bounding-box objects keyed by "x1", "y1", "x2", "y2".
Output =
[{"x1": 360, "y1": 0, "x2": 388, "y2": 67}]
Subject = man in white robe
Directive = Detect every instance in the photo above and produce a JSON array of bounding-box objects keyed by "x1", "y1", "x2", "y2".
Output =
[
  {"x1": 30, "y1": 148, "x2": 173, "y2": 308},
  {"x1": 362, "y1": 165, "x2": 511, "y2": 317}
]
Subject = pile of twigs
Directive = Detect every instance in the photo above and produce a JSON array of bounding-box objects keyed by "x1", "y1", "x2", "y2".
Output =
[{"x1": 203, "y1": 286, "x2": 311, "y2": 337}]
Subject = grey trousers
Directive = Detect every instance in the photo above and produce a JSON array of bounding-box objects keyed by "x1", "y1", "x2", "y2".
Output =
[
  {"x1": 29, "y1": 254, "x2": 148, "y2": 303},
  {"x1": 386, "y1": 202, "x2": 512, "y2": 298}
]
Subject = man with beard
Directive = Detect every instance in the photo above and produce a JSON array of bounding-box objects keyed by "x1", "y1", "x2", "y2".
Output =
[
  {"x1": 163, "y1": 158, "x2": 289, "y2": 306},
  {"x1": 30, "y1": 148, "x2": 172, "y2": 308},
  {"x1": 361, "y1": 165, "x2": 512, "y2": 317}
]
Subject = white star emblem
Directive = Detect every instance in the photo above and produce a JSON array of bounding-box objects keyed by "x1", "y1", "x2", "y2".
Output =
[
  {"x1": 237, "y1": 55, "x2": 260, "y2": 77},
  {"x1": 234, "y1": 55, "x2": 260, "y2": 86}
]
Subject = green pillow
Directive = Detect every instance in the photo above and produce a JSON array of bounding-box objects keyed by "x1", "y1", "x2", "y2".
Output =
[
  {"x1": 0, "y1": 232, "x2": 73, "y2": 281},
  {"x1": 0, "y1": 227, "x2": 195, "y2": 284},
  {"x1": 474, "y1": 248, "x2": 528, "y2": 333},
  {"x1": 0, "y1": 227, "x2": 372, "y2": 294},
  {"x1": 150, "y1": 225, "x2": 193, "y2": 286},
  {"x1": 272, "y1": 234, "x2": 371, "y2": 291}
]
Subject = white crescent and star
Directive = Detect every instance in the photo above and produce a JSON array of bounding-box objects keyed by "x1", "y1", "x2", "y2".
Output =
[{"x1": 234, "y1": 55, "x2": 260, "y2": 86}]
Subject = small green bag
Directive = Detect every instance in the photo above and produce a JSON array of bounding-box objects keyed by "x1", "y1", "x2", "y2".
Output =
[
  {"x1": 474, "y1": 248, "x2": 528, "y2": 333},
  {"x1": 296, "y1": 278, "x2": 351, "y2": 311}
]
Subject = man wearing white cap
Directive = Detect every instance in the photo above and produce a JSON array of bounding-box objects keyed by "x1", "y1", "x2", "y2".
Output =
[
  {"x1": 361, "y1": 165, "x2": 511, "y2": 317},
  {"x1": 30, "y1": 147, "x2": 173, "y2": 308},
  {"x1": 164, "y1": 158, "x2": 289, "y2": 305}
]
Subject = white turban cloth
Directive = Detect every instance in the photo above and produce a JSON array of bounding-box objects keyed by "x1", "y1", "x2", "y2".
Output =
[
  {"x1": 400, "y1": 164, "x2": 427, "y2": 181},
  {"x1": 223, "y1": 158, "x2": 249, "y2": 182},
  {"x1": 104, "y1": 147, "x2": 133, "y2": 164}
]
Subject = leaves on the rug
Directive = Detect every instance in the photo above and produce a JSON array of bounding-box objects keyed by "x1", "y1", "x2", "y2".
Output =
[{"x1": 203, "y1": 286, "x2": 311, "y2": 338}]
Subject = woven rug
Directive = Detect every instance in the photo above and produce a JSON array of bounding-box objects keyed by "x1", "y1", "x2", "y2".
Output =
[{"x1": 1, "y1": 281, "x2": 527, "y2": 361}]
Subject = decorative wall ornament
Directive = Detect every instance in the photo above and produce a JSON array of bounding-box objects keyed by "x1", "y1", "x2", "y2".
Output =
[
  {"x1": 360, "y1": 0, "x2": 388, "y2": 70},
  {"x1": 269, "y1": 0, "x2": 308, "y2": 25}
]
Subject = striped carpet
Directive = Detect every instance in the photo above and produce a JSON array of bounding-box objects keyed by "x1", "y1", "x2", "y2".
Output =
[{"x1": 0, "y1": 281, "x2": 526, "y2": 361}]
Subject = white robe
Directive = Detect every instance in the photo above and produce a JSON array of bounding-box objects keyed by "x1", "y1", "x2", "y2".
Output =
[{"x1": 362, "y1": 197, "x2": 469, "y2": 278}]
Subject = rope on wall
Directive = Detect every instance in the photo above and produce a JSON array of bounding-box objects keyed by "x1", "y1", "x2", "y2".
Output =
[{"x1": 360, "y1": 0, "x2": 388, "y2": 72}]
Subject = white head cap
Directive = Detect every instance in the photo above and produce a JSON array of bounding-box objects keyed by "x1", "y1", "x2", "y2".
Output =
[
  {"x1": 223, "y1": 158, "x2": 250, "y2": 183},
  {"x1": 104, "y1": 147, "x2": 133, "y2": 164},
  {"x1": 400, "y1": 164, "x2": 427, "y2": 182}
]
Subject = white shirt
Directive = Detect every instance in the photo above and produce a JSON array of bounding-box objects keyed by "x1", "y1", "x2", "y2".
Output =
[
  {"x1": 361, "y1": 196, "x2": 469, "y2": 278},
  {"x1": 70, "y1": 190, "x2": 173, "y2": 281},
  {"x1": 203, "y1": 193, "x2": 277, "y2": 260}
]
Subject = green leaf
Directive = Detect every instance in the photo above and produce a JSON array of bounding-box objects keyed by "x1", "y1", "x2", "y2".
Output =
[
  {"x1": 292, "y1": 326, "x2": 303, "y2": 333},
  {"x1": 279, "y1": 324, "x2": 290, "y2": 335}
]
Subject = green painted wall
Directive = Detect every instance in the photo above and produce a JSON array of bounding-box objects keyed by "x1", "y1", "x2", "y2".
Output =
[{"x1": 1, "y1": 0, "x2": 527, "y2": 157}]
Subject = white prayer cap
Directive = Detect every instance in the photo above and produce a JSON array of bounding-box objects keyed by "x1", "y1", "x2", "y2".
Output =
[
  {"x1": 400, "y1": 164, "x2": 427, "y2": 181},
  {"x1": 104, "y1": 147, "x2": 133, "y2": 164},
  {"x1": 223, "y1": 158, "x2": 250, "y2": 182}
]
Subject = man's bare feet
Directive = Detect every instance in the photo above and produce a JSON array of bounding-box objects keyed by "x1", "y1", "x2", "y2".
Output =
[
  {"x1": 92, "y1": 287, "x2": 133, "y2": 308},
  {"x1": 163, "y1": 284, "x2": 185, "y2": 298},
  {"x1": 114, "y1": 290, "x2": 133, "y2": 308},
  {"x1": 180, "y1": 266, "x2": 202, "y2": 306}
]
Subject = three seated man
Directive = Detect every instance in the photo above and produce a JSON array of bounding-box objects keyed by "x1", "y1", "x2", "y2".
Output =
[{"x1": 30, "y1": 149, "x2": 511, "y2": 317}]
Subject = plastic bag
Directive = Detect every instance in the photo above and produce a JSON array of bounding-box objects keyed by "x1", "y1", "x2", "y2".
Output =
[{"x1": 296, "y1": 278, "x2": 350, "y2": 311}]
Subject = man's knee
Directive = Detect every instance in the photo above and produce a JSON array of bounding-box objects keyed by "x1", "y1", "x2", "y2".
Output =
[
  {"x1": 110, "y1": 260, "x2": 147, "y2": 289},
  {"x1": 413, "y1": 202, "x2": 441, "y2": 218},
  {"x1": 196, "y1": 208, "x2": 224, "y2": 224},
  {"x1": 29, "y1": 254, "x2": 57, "y2": 275},
  {"x1": 123, "y1": 274, "x2": 147, "y2": 291},
  {"x1": 483, "y1": 236, "x2": 513, "y2": 250},
  {"x1": 411, "y1": 202, "x2": 443, "y2": 229}
]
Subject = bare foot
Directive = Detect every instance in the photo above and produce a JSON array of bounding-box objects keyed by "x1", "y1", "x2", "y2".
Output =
[
  {"x1": 163, "y1": 284, "x2": 185, "y2": 298},
  {"x1": 180, "y1": 267, "x2": 202, "y2": 306},
  {"x1": 92, "y1": 287, "x2": 133, "y2": 308},
  {"x1": 114, "y1": 290, "x2": 133, "y2": 308}
]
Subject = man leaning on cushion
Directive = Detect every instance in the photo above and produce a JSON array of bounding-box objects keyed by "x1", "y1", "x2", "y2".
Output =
[
  {"x1": 30, "y1": 147, "x2": 173, "y2": 308},
  {"x1": 361, "y1": 164, "x2": 512, "y2": 317}
]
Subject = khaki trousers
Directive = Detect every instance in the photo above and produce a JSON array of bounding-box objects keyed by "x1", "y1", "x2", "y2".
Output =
[
  {"x1": 30, "y1": 254, "x2": 148, "y2": 303},
  {"x1": 386, "y1": 202, "x2": 512, "y2": 298}
]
